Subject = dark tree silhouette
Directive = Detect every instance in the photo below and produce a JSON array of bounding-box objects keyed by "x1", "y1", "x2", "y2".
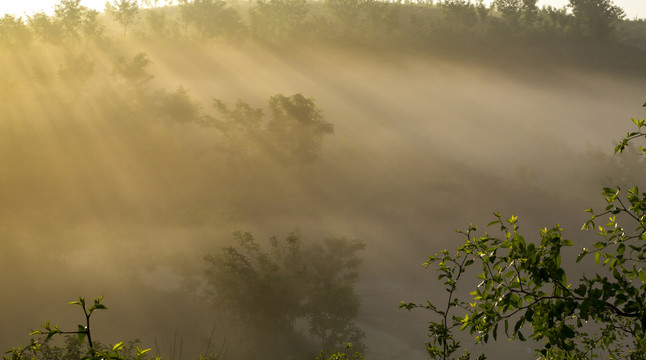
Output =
[
  {"x1": 568, "y1": 0, "x2": 625, "y2": 40},
  {"x1": 107, "y1": 0, "x2": 140, "y2": 39},
  {"x1": 204, "y1": 231, "x2": 365, "y2": 359}
]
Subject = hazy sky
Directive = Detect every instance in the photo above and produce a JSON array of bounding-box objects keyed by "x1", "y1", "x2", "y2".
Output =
[{"x1": 0, "y1": 0, "x2": 645, "y2": 19}]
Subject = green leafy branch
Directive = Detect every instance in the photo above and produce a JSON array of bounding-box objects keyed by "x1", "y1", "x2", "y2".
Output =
[
  {"x1": 400, "y1": 223, "x2": 485, "y2": 360},
  {"x1": 614, "y1": 100, "x2": 646, "y2": 155},
  {"x1": 13, "y1": 296, "x2": 152, "y2": 360},
  {"x1": 404, "y1": 102, "x2": 646, "y2": 360}
]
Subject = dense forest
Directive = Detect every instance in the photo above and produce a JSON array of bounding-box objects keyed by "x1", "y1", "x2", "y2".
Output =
[
  {"x1": 1, "y1": 0, "x2": 646, "y2": 54},
  {"x1": 1, "y1": 0, "x2": 646, "y2": 359}
]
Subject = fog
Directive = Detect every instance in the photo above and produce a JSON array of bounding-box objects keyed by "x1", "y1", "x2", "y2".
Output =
[{"x1": 1, "y1": 23, "x2": 646, "y2": 360}]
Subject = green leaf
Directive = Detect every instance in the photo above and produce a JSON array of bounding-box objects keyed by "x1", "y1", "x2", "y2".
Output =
[
  {"x1": 136, "y1": 348, "x2": 151, "y2": 360},
  {"x1": 113, "y1": 342, "x2": 124, "y2": 351},
  {"x1": 617, "y1": 244, "x2": 625, "y2": 256},
  {"x1": 514, "y1": 318, "x2": 524, "y2": 333},
  {"x1": 45, "y1": 328, "x2": 60, "y2": 342},
  {"x1": 595, "y1": 252, "x2": 601, "y2": 264},
  {"x1": 88, "y1": 303, "x2": 107, "y2": 315},
  {"x1": 517, "y1": 331, "x2": 526, "y2": 342},
  {"x1": 77, "y1": 326, "x2": 87, "y2": 344},
  {"x1": 561, "y1": 325, "x2": 575, "y2": 338},
  {"x1": 573, "y1": 284, "x2": 587, "y2": 297}
]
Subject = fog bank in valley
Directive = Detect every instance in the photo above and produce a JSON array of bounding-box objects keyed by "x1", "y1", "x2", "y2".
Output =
[{"x1": 1, "y1": 38, "x2": 645, "y2": 359}]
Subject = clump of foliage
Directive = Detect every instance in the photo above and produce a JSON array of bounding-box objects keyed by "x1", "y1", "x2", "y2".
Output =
[
  {"x1": 204, "y1": 231, "x2": 365, "y2": 359},
  {"x1": 316, "y1": 343, "x2": 365, "y2": 360},
  {"x1": 178, "y1": 0, "x2": 246, "y2": 39},
  {"x1": 160, "y1": 85, "x2": 203, "y2": 128},
  {"x1": 112, "y1": 52, "x2": 154, "y2": 88},
  {"x1": 401, "y1": 101, "x2": 646, "y2": 359}
]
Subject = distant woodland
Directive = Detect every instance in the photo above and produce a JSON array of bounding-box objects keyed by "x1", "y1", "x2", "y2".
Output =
[{"x1": 0, "y1": 0, "x2": 645, "y2": 66}]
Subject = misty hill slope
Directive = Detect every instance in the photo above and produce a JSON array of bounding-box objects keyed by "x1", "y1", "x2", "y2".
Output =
[{"x1": 1, "y1": 35, "x2": 645, "y2": 359}]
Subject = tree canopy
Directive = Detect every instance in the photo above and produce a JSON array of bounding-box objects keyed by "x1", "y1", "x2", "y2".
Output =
[
  {"x1": 107, "y1": 0, "x2": 140, "y2": 39},
  {"x1": 569, "y1": 0, "x2": 625, "y2": 39}
]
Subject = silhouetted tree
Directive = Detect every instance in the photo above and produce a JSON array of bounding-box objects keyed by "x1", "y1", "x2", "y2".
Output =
[
  {"x1": 437, "y1": 0, "x2": 479, "y2": 38},
  {"x1": 475, "y1": 0, "x2": 491, "y2": 22},
  {"x1": 0, "y1": 15, "x2": 32, "y2": 48},
  {"x1": 534, "y1": 5, "x2": 572, "y2": 37},
  {"x1": 160, "y1": 85, "x2": 201, "y2": 128},
  {"x1": 179, "y1": 0, "x2": 246, "y2": 39},
  {"x1": 208, "y1": 98, "x2": 265, "y2": 165},
  {"x1": 360, "y1": 0, "x2": 401, "y2": 41},
  {"x1": 177, "y1": 0, "x2": 193, "y2": 36},
  {"x1": 82, "y1": 9, "x2": 105, "y2": 40},
  {"x1": 305, "y1": 237, "x2": 366, "y2": 353},
  {"x1": 54, "y1": 0, "x2": 88, "y2": 38},
  {"x1": 568, "y1": 0, "x2": 625, "y2": 40},
  {"x1": 113, "y1": 52, "x2": 154, "y2": 88},
  {"x1": 144, "y1": 7, "x2": 168, "y2": 37},
  {"x1": 107, "y1": 0, "x2": 140, "y2": 39},
  {"x1": 492, "y1": 0, "x2": 537, "y2": 30},
  {"x1": 267, "y1": 93, "x2": 334, "y2": 164},
  {"x1": 521, "y1": 0, "x2": 538, "y2": 25},
  {"x1": 493, "y1": 0, "x2": 523, "y2": 27},
  {"x1": 326, "y1": 0, "x2": 362, "y2": 35},
  {"x1": 28, "y1": 12, "x2": 64, "y2": 43},
  {"x1": 250, "y1": 0, "x2": 309, "y2": 40},
  {"x1": 204, "y1": 231, "x2": 365, "y2": 359},
  {"x1": 207, "y1": 94, "x2": 333, "y2": 165}
]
